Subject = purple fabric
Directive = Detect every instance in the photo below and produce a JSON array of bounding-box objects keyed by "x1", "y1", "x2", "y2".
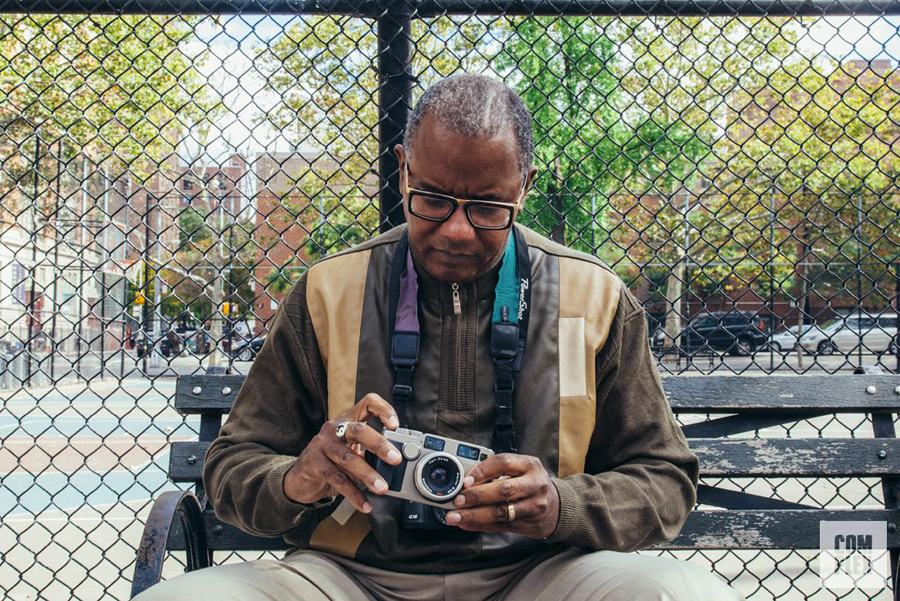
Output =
[{"x1": 395, "y1": 247, "x2": 419, "y2": 333}]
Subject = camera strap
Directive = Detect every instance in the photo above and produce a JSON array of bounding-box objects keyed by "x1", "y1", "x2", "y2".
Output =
[
  {"x1": 388, "y1": 233, "x2": 419, "y2": 427},
  {"x1": 387, "y1": 227, "x2": 531, "y2": 454}
]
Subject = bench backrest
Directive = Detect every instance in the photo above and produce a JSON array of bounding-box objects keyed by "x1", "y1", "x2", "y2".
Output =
[{"x1": 167, "y1": 374, "x2": 900, "y2": 552}]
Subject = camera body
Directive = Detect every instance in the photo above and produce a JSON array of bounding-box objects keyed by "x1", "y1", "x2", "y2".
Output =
[{"x1": 364, "y1": 428, "x2": 493, "y2": 509}]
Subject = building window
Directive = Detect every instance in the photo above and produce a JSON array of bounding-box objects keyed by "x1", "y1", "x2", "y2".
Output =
[
  {"x1": 182, "y1": 180, "x2": 193, "y2": 191},
  {"x1": 12, "y1": 263, "x2": 26, "y2": 305}
]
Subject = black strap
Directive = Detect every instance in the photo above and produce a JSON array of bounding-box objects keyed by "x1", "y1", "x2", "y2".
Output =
[
  {"x1": 388, "y1": 227, "x2": 532, "y2": 453},
  {"x1": 388, "y1": 232, "x2": 416, "y2": 427},
  {"x1": 490, "y1": 226, "x2": 530, "y2": 453}
]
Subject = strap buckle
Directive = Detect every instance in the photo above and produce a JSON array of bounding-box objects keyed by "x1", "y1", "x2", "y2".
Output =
[
  {"x1": 391, "y1": 331, "x2": 419, "y2": 368},
  {"x1": 493, "y1": 425, "x2": 517, "y2": 454},
  {"x1": 491, "y1": 322, "x2": 519, "y2": 361},
  {"x1": 392, "y1": 383, "x2": 413, "y2": 401}
]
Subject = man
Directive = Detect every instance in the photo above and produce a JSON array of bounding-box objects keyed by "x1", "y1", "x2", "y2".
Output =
[{"x1": 136, "y1": 74, "x2": 743, "y2": 600}]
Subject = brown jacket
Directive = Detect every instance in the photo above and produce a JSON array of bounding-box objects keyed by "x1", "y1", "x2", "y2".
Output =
[{"x1": 203, "y1": 224, "x2": 698, "y2": 573}]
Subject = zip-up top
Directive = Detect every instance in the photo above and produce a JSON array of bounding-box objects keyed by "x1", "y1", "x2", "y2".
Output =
[{"x1": 203, "y1": 223, "x2": 700, "y2": 574}]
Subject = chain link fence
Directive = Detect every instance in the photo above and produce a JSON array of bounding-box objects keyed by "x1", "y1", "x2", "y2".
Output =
[{"x1": 0, "y1": 0, "x2": 899, "y2": 598}]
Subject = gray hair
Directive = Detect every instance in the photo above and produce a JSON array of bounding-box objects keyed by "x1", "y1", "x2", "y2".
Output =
[{"x1": 403, "y1": 74, "x2": 535, "y2": 180}]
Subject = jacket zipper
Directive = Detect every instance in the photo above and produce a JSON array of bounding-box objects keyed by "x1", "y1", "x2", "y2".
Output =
[{"x1": 452, "y1": 282, "x2": 462, "y2": 407}]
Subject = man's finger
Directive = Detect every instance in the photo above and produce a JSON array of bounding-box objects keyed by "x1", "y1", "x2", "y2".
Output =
[
  {"x1": 319, "y1": 465, "x2": 373, "y2": 513},
  {"x1": 445, "y1": 499, "x2": 535, "y2": 527},
  {"x1": 453, "y1": 474, "x2": 532, "y2": 508},
  {"x1": 343, "y1": 421, "x2": 403, "y2": 466},
  {"x1": 322, "y1": 442, "x2": 391, "y2": 496},
  {"x1": 354, "y1": 393, "x2": 400, "y2": 430},
  {"x1": 465, "y1": 453, "x2": 532, "y2": 486}
]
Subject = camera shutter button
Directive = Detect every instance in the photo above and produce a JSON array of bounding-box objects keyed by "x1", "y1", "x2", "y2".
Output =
[{"x1": 402, "y1": 442, "x2": 420, "y2": 460}]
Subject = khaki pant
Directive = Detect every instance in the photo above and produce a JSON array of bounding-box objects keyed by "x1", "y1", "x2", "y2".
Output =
[{"x1": 134, "y1": 547, "x2": 745, "y2": 601}]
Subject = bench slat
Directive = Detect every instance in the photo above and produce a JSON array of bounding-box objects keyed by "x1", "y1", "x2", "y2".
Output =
[
  {"x1": 692, "y1": 438, "x2": 900, "y2": 477},
  {"x1": 170, "y1": 438, "x2": 900, "y2": 482},
  {"x1": 175, "y1": 375, "x2": 246, "y2": 414},
  {"x1": 663, "y1": 509, "x2": 900, "y2": 549},
  {"x1": 665, "y1": 375, "x2": 900, "y2": 413},
  {"x1": 174, "y1": 374, "x2": 900, "y2": 415},
  {"x1": 164, "y1": 509, "x2": 900, "y2": 551}
]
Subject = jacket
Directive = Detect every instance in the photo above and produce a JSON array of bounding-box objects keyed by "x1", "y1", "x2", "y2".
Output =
[{"x1": 203, "y1": 223, "x2": 699, "y2": 573}]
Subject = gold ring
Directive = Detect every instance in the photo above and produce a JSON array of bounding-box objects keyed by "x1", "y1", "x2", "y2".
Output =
[{"x1": 506, "y1": 501, "x2": 516, "y2": 522}]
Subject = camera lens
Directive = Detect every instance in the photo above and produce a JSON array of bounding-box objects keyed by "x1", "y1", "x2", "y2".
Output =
[
  {"x1": 430, "y1": 467, "x2": 449, "y2": 487},
  {"x1": 414, "y1": 452, "x2": 463, "y2": 503}
]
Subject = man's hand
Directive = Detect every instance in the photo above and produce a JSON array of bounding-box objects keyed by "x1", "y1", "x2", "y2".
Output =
[
  {"x1": 283, "y1": 393, "x2": 402, "y2": 513},
  {"x1": 444, "y1": 453, "x2": 560, "y2": 540}
]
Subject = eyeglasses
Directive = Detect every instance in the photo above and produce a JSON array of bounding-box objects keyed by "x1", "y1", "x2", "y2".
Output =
[{"x1": 404, "y1": 163, "x2": 525, "y2": 230}]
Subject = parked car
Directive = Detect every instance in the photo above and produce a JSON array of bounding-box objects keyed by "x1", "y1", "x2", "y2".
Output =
[
  {"x1": 135, "y1": 330, "x2": 178, "y2": 358},
  {"x1": 231, "y1": 335, "x2": 266, "y2": 362},
  {"x1": 765, "y1": 324, "x2": 819, "y2": 352},
  {"x1": 798, "y1": 313, "x2": 898, "y2": 356},
  {"x1": 677, "y1": 311, "x2": 769, "y2": 356},
  {"x1": 649, "y1": 326, "x2": 665, "y2": 351}
]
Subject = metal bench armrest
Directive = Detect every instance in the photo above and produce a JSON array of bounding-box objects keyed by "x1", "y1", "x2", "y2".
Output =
[{"x1": 130, "y1": 491, "x2": 211, "y2": 598}]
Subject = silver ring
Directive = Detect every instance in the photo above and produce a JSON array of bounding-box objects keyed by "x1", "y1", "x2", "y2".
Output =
[{"x1": 335, "y1": 421, "x2": 351, "y2": 444}]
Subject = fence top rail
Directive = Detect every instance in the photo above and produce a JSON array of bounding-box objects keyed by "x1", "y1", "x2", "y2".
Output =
[{"x1": 3, "y1": 0, "x2": 899, "y2": 17}]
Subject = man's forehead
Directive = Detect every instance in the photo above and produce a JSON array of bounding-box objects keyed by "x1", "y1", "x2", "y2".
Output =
[{"x1": 416, "y1": 111, "x2": 517, "y2": 149}]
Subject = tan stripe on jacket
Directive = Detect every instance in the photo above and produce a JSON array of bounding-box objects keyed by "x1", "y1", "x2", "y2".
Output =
[
  {"x1": 557, "y1": 257, "x2": 621, "y2": 478},
  {"x1": 306, "y1": 249, "x2": 373, "y2": 556}
]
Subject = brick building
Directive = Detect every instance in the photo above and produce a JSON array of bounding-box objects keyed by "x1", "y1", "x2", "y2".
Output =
[{"x1": 250, "y1": 149, "x2": 377, "y2": 333}]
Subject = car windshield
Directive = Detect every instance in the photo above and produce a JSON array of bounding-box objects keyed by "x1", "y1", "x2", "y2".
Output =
[
  {"x1": 819, "y1": 319, "x2": 842, "y2": 331},
  {"x1": 692, "y1": 316, "x2": 716, "y2": 327}
]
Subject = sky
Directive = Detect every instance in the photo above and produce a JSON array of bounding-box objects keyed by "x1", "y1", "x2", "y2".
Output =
[{"x1": 176, "y1": 14, "x2": 900, "y2": 164}]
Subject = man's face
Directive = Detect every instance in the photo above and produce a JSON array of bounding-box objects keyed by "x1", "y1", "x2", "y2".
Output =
[{"x1": 394, "y1": 113, "x2": 535, "y2": 284}]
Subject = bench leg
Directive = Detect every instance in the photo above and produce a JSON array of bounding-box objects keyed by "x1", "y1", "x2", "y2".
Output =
[{"x1": 131, "y1": 491, "x2": 212, "y2": 598}]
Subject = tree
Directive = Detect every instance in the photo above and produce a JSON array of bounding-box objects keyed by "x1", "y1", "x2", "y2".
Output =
[
  {"x1": 249, "y1": 15, "x2": 495, "y2": 299},
  {"x1": 0, "y1": 15, "x2": 218, "y2": 200}
]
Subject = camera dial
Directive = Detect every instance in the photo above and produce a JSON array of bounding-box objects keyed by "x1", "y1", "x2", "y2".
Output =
[{"x1": 402, "y1": 442, "x2": 420, "y2": 460}]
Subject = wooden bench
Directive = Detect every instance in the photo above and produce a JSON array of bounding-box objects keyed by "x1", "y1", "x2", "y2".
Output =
[{"x1": 131, "y1": 374, "x2": 900, "y2": 599}]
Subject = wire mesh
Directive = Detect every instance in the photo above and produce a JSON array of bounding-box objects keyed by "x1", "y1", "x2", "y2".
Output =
[{"x1": 0, "y1": 3, "x2": 899, "y2": 599}]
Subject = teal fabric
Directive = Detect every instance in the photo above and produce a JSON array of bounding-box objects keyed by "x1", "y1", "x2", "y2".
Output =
[{"x1": 492, "y1": 232, "x2": 519, "y2": 325}]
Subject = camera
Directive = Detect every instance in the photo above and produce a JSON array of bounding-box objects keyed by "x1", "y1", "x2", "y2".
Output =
[{"x1": 363, "y1": 428, "x2": 493, "y2": 509}]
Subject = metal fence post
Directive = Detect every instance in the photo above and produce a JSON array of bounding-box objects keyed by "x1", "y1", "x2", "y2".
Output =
[{"x1": 377, "y1": 0, "x2": 413, "y2": 233}]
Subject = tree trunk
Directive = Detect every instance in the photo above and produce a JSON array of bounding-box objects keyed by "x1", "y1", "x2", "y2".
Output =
[
  {"x1": 551, "y1": 158, "x2": 566, "y2": 245},
  {"x1": 793, "y1": 221, "x2": 810, "y2": 369},
  {"x1": 664, "y1": 257, "x2": 685, "y2": 350}
]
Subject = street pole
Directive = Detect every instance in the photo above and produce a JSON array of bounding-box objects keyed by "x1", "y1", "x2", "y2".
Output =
[
  {"x1": 77, "y1": 156, "x2": 90, "y2": 382},
  {"x1": 50, "y1": 139, "x2": 61, "y2": 382},
  {"x1": 151, "y1": 195, "x2": 161, "y2": 371},
  {"x1": 227, "y1": 208, "x2": 235, "y2": 373},
  {"x1": 768, "y1": 186, "x2": 775, "y2": 372},
  {"x1": 25, "y1": 129, "x2": 40, "y2": 387},
  {"x1": 895, "y1": 262, "x2": 899, "y2": 374},
  {"x1": 99, "y1": 166, "x2": 109, "y2": 377},
  {"x1": 142, "y1": 184, "x2": 150, "y2": 374},
  {"x1": 856, "y1": 192, "x2": 863, "y2": 370},
  {"x1": 683, "y1": 189, "x2": 690, "y2": 325}
]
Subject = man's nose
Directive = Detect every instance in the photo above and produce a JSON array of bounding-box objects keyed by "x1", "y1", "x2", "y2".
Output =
[{"x1": 439, "y1": 204, "x2": 477, "y2": 242}]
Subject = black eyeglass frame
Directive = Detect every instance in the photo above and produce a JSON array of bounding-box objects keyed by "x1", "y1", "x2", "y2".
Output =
[{"x1": 403, "y1": 163, "x2": 526, "y2": 231}]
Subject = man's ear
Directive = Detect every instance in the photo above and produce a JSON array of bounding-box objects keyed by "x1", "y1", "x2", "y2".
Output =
[
  {"x1": 520, "y1": 166, "x2": 538, "y2": 210},
  {"x1": 394, "y1": 144, "x2": 407, "y2": 187}
]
